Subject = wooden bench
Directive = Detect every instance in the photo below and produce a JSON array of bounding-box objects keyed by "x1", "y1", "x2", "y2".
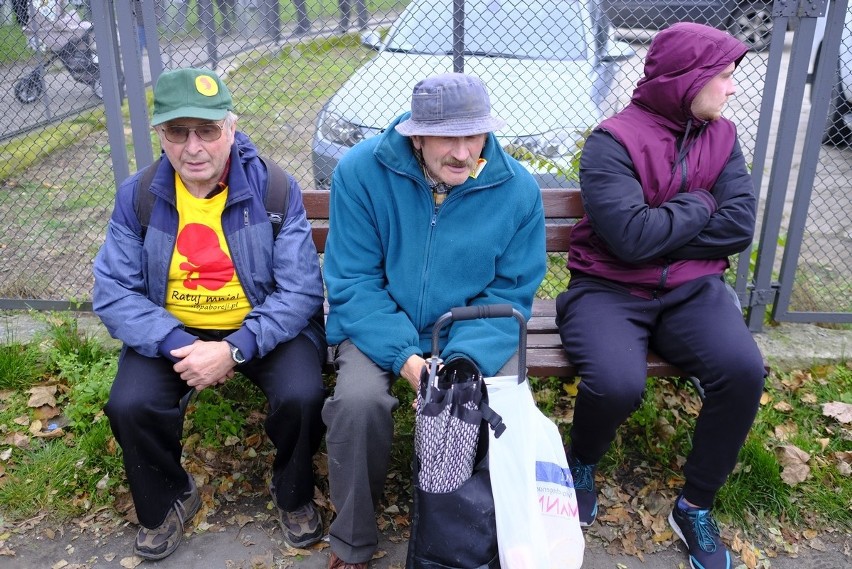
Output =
[{"x1": 302, "y1": 188, "x2": 695, "y2": 383}]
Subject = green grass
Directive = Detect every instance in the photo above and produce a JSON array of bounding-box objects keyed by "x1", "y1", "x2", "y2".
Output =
[
  {"x1": 0, "y1": 441, "x2": 90, "y2": 519},
  {"x1": 0, "y1": 23, "x2": 28, "y2": 66},
  {"x1": 0, "y1": 340, "x2": 45, "y2": 390},
  {"x1": 0, "y1": 112, "x2": 107, "y2": 182}
]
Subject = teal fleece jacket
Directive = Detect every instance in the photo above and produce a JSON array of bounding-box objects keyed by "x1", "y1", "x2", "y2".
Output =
[{"x1": 324, "y1": 113, "x2": 546, "y2": 377}]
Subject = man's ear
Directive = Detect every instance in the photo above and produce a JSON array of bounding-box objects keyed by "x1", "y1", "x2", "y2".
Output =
[{"x1": 410, "y1": 135, "x2": 422, "y2": 151}]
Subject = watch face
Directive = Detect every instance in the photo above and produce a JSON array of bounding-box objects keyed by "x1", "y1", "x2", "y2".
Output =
[{"x1": 230, "y1": 345, "x2": 245, "y2": 363}]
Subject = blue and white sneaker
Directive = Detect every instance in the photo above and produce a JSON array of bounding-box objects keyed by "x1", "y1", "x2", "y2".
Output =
[
  {"x1": 668, "y1": 496, "x2": 731, "y2": 569},
  {"x1": 567, "y1": 450, "x2": 598, "y2": 527}
]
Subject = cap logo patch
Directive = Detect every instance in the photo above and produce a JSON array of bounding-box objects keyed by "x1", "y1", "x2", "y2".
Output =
[{"x1": 195, "y1": 75, "x2": 219, "y2": 97}]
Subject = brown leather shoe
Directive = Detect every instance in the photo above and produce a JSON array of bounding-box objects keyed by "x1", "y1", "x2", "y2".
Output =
[{"x1": 328, "y1": 550, "x2": 368, "y2": 569}]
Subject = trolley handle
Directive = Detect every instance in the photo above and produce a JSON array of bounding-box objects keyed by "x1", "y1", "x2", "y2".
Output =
[
  {"x1": 450, "y1": 304, "x2": 515, "y2": 321},
  {"x1": 430, "y1": 303, "x2": 527, "y2": 382}
]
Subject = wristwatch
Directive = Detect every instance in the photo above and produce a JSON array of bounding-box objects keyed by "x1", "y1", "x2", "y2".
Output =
[{"x1": 228, "y1": 342, "x2": 246, "y2": 364}]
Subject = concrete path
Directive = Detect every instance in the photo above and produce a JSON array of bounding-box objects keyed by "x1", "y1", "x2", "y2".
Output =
[{"x1": 2, "y1": 505, "x2": 849, "y2": 568}]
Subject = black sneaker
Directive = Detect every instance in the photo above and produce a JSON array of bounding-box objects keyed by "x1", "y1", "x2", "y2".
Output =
[
  {"x1": 134, "y1": 476, "x2": 201, "y2": 560},
  {"x1": 567, "y1": 450, "x2": 598, "y2": 526},
  {"x1": 668, "y1": 497, "x2": 731, "y2": 569}
]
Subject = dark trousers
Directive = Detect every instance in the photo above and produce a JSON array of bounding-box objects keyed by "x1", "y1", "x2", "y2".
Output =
[
  {"x1": 338, "y1": 0, "x2": 367, "y2": 29},
  {"x1": 555, "y1": 275, "x2": 766, "y2": 508},
  {"x1": 105, "y1": 333, "x2": 326, "y2": 528},
  {"x1": 214, "y1": 0, "x2": 236, "y2": 35},
  {"x1": 13, "y1": 0, "x2": 28, "y2": 27}
]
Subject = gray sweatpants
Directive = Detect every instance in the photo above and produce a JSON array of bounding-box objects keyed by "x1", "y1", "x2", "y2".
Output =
[{"x1": 322, "y1": 339, "x2": 520, "y2": 564}]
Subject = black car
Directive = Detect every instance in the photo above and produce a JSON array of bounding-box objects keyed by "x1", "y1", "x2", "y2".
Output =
[{"x1": 604, "y1": 0, "x2": 773, "y2": 51}]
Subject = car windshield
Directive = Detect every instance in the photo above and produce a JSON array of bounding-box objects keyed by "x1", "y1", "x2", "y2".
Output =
[{"x1": 384, "y1": 0, "x2": 589, "y2": 61}]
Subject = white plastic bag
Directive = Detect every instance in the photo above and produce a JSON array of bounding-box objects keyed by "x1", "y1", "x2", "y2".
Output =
[{"x1": 485, "y1": 375, "x2": 584, "y2": 569}]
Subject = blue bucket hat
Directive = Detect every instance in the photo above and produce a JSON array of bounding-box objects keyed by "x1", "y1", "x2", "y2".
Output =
[{"x1": 395, "y1": 73, "x2": 506, "y2": 137}]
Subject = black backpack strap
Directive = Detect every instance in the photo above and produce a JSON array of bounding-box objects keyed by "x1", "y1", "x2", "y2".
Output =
[
  {"x1": 258, "y1": 155, "x2": 290, "y2": 238},
  {"x1": 135, "y1": 155, "x2": 289, "y2": 238},
  {"x1": 133, "y1": 157, "x2": 161, "y2": 237}
]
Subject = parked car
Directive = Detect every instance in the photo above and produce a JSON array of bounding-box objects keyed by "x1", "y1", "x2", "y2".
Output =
[
  {"x1": 808, "y1": 0, "x2": 852, "y2": 145},
  {"x1": 604, "y1": 0, "x2": 774, "y2": 51},
  {"x1": 311, "y1": 0, "x2": 635, "y2": 190}
]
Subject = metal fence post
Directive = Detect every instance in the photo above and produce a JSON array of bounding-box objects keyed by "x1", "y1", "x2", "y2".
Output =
[
  {"x1": 90, "y1": 0, "x2": 129, "y2": 186},
  {"x1": 746, "y1": 0, "x2": 828, "y2": 331}
]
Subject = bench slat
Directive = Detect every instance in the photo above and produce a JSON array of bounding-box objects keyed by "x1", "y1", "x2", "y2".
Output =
[
  {"x1": 541, "y1": 188, "x2": 584, "y2": 217},
  {"x1": 302, "y1": 190, "x2": 330, "y2": 217},
  {"x1": 301, "y1": 188, "x2": 759, "y2": 384}
]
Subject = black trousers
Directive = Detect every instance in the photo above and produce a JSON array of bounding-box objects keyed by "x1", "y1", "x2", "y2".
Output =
[
  {"x1": 555, "y1": 275, "x2": 766, "y2": 508},
  {"x1": 13, "y1": 0, "x2": 28, "y2": 27},
  {"x1": 105, "y1": 333, "x2": 326, "y2": 528}
]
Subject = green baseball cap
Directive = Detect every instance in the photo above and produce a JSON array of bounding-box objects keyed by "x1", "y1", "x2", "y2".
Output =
[{"x1": 151, "y1": 68, "x2": 233, "y2": 126}]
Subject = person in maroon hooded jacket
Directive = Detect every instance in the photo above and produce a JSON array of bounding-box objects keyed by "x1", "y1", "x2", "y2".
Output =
[{"x1": 555, "y1": 22, "x2": 767, "y2": 569}]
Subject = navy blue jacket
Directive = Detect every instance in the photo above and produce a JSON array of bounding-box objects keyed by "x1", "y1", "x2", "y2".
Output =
[{"x1": 93, "y1": 132, "x2": 325, "y2": 362}]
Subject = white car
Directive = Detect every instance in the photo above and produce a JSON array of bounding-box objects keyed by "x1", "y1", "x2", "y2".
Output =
[
  {"x1": 809, "y1": 0, "x2": 852, "y2": 144},
  {"x1": 311, "y1": 0, "x2": 635, "y2": 189}
]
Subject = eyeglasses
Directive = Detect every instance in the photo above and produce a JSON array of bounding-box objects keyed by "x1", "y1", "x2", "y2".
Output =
[{"x1": 160, "y1": 122, "x2": 225, "y2": 143}]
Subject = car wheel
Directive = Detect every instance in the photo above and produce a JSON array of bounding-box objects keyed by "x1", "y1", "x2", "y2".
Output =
[
  {"x1": 14, "y1": 74, "x2": 45, "y2": 104},
  {"x1": 727, "y1": 2, "x2": 773, "y2": 52},
  {"x1": 823, "y1": 62, "x2": 852, "y2": 145}
]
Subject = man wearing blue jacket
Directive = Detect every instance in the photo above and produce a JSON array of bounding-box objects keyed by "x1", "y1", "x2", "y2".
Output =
[
  {"x1": 556, "y1": 23, "x2": 767, "y2": 569},
  {"x1": 93, "y1": 68, "x2": 326, "y2": 560},
  {"x1": 322, "y1": 73, "x2": 546, "y2": 569}
]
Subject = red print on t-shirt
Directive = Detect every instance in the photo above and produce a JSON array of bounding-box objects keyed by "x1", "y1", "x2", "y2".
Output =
[{"x1": 176, "y1": 223, "x2": 234, "y2": 290}]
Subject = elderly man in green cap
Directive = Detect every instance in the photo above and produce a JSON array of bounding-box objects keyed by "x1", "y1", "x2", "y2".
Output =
[{"x1": 93, "y1": 67, "x2": 327, "y2": 560}]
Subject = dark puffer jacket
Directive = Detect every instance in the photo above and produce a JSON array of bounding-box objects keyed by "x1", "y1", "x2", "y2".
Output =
[{"x1": 569, "y1": 22, "x2": 756, "y2": 296}]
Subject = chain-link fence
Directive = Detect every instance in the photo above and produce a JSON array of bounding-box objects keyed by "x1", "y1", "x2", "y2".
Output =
[{"x1": 0, "y1": 0, "x2": 849, "y2": 323}]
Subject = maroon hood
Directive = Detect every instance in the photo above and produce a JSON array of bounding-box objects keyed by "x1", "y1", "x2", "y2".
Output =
[
  {"x1": 601, "y1": 22, "x2": 749, "y2": 206},
  {"x1": 631, "y1": 22, "x2": 748, "y2": 129}
]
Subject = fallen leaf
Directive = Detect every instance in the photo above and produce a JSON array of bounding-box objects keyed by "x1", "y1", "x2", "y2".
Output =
[
  {"x1": 801, "y1": 392, "x2": 818, "y2": 404},
  {"x1": 281, "y1": 545, "x2": 312, "y2": 556},
  {"x1": 781, "y1": 371, "x2": 809, "y2": 392},
  {"x1": 27, "y1": 385, "x2": 57, "y2": 408},
  {"x1": 249, "y1": 551, "x2": 274, "y2": 568},
  {"x1": 33, "y1": 405, "x2": 61, "y2": 421},
  {"x1": 562, "y1": 379, "x2": 580, "y2": 397},
  {"x1": 119, "y1": 556, "x2": 143, "y2": 568},
  {"x1": 741, "y1": 545, "x2": 758, "y2": 568},
  {"x1": 773, "y1": 421, "x2": 797, "y2": 441},
  {"x1": 833, "y1": 451, "x2": 852, "y2": 476},
  {"x1": 5, "y1": 432, "x2": 29, "y2": 449},
  {"x1": 822, "y1": 401, "x2": 852, "y2": 424},
  {"x1": 33, "y1": 428, "x2": 65, "y2": 439},
  {"x1": 96, "y1": 474, "x2": 110, "y2": 491},
  {"x1": 776, "y1": 444, "x2": 811, "y2": 485},
  {"x1": 772, "y1": 401, "x2": 793, "y2": 412}
]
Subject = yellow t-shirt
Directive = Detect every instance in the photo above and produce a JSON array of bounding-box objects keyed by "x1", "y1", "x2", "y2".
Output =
[{"x1": 165, "y1": 176, "x2": 251, "y2": 329}]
